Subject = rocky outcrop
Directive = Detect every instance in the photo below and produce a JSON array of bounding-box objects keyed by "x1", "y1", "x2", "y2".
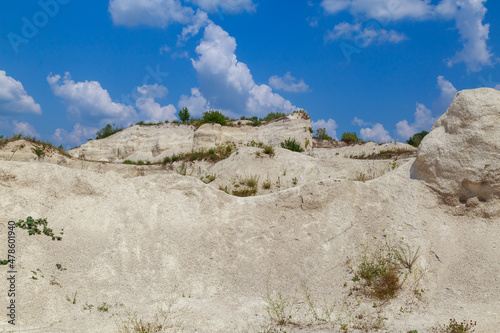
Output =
[
  {"x1": 69, "y1": 112, "x2": 313, "y2": 162},
  {"x1": 412, "y1": 88, "x2": 500, "y2": 201}
]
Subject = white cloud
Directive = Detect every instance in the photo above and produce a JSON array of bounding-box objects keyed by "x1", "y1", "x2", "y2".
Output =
[
  {"x1": 433, "y1": 75, "x2": 457, "y2": 113},
  {"x1": 52, "y1": 123, "x2": 99, "y2": 146},
  {"x1": 247, "y1": 84, "x2": 296, "y2": 115},
  {"x1": 322, "y1": 0, "x2": 434, "y2": 21},
  {"x1": 178, "y1": 9, "x2": 210, "y2": 44},
  {"x1": 269, "y1": 72, "x2": 309, "y2": 93},
  {"x1": 352, "y1": 116, "x2": 369, "y2": 126},
  {"x1": 159, "y1": 45, "x2": 171, "y2": 54},
  {"x1": 47, "y1": 72, "x2": 137, "y2": 125},
  {"x1": 178, "y1": 88, "x2": 210, "y2": 117},
  {"x1": 0, "y1": 71, "x2": 42, "y2": 115},
  {"x1": 136, "y1": 84, "x2": 178, "y2": 122},
  {"x1": 311, "y1": 118, "x2": 338, "y2": 139},
  {"x1": 360, "y1": 123, "x2": 392, "y2": 142},
  {"x1": 192, "y1": 23, "x2": 296, "y2": 116},
  {"x1": 325, "y1": 22, "x2": 407, "y2": 45},
  {"x1": 396, "y1": 103, "x2": 436, "y2": 139},
  {"x1": 12, "y1": 121, "x2": 39, "y2": 138},
  {"x1": 187, "y1": 0, "x2": 255, "y2": 13},
  {"x1": 109, "y1": 0, "x2": 194, "y2": 28},
  {"x1": 447, "y1": 0, "x2": 492, "y2": 72},
  {"x1": 321, "y1": 0, "x2": 494, "y2": 72}
]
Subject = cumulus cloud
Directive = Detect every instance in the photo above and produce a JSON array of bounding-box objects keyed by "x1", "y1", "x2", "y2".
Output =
[
  {"x1": 192, "y1": 23, "x2": 296, "y2": 116},
  {"x1": 321, "y1": 0, "x2": 494, "y2": 72},
  {"x1": 325, "y1": 22, "x2": 407, "y2": 45},
  {"x1": 109, "y1": 0, "x2": 194, "y2": 27},
  {"x1": 187, "y1": 0, "x2": 255, "y2": 13},
  {"x1": 47, "y1": 72, "x2": 137, "y2": 125},
  {"x1": 352, "y1": 117, "x2": 369, "y2": 126},
  {"x1": 178, "y1": 87, "x2": 210, "y2": 117},
  {"x1": 135, "y1": 84, "x2": 178, "y2": 122},
  {"x1": 0, "y1": 71, "x2": 42, "y2": 115},
  {"x1": 360, "y1": 123, "x2": 392, "y2": 143},
  {"x1": 178, "y1": 9, "x2": 210, "y2": 44},
  {"x1": 52, "y1": 123, "x2": 99, "y2": 146},
  {"x1": 396, "y1": 103, "x2": 436, "y2": 139},
  {"x1": 311, "y1": 118, "x2": 338, "y2": 139},
  {"x1": 269, "y1": 72, "x2": 309, "y2": 93},
  {"x1": 433, "y1": 76, "x2": 457, "y2": 114},
  {"x1": 321, "y1": 0, "x2": 434, "y2": 21},
  {"x1": 12, "y1": 121, "x2": 40, "y2": 137},
  {"x1": 447, "y1": 0, "x2": 492, "y2": 72}
]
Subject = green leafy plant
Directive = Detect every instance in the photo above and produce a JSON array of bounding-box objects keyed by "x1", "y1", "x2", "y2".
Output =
[
  {"x1": 407, "y1": 130, "x2": 429, "y2": 148},
  {"x1": 202, "y1": 110, "x2": 227, "y2": 126},
  {"x1": 314, "y1": 128, "x2": 333, "y2": 140},
  {"x1": 96, "y1": 123, "x2": 123, "y2": 140},
  {"x1": 280, "y1": 138, "x2": 304, "y2": 152},
  {"x1": 341, "y1": 132, "x2": 360, "y2": 143},
  {"x1": 0, "y1": 259, "x2": 9, "y2": 265},
  {"x1": 31, "y1": 146, "x2": 45, "y2": 159},
  {"x1": 16, "y1": 217, "x2": 62, "y2": 241},
  {"x1": 178, "y1": 107, "x2": 190, "y2": 123}
]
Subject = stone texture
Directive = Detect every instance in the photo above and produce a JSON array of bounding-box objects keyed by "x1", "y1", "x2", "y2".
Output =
[
  {"x1": 412, "y1": 88, "x2": 500, "y2": 200},
  {"x1": 69, "y1": 112, "x2": 313, "y2": 162}
]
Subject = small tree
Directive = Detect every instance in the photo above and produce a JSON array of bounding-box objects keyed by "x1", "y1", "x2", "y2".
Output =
[
  {"x1": 202, "y1": 110, "x2": 227, "y2": 126},
  {"x1": 407, "y1": 130, "x2": 429, "y2": 147},
  {"x1": 96, "y1": 123, "x2": 122, "y2": 140},
  {"x1": 178, "y1": 107, "x2": 190, "y2": 123},
  {"x1": 314, "y1": 128, "x2": 333, "y2": 140},
  {"x1": 341, "y1": 132, "x2": 360, "y2": 143}
]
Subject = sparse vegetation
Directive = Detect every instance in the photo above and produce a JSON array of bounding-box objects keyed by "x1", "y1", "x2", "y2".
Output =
[
  {"x1": 16, "y1": 217, "x2": 63, "y2": 241},
  {"x1": 262, "y1": 180, "x2": 272, "y2": 189},
  {"x1": 263, "y1": 112, "x2": 287, "y2": 122},
  {"x1": 201, "y1": 173, "x2": 217, "y2": 184},
  {"x1": 232, "y1": 187, "x2": 257, "y2": 197},
  {"x1": 262, "y1": 145, "x2": 275, "y2": 157},
  {"x1": 432, "y1": 319, "x2": 477, "y2": 333},
  {"x1": 280, "y1": 138, "x2": 304, "y2": 152},
  {"x1": 96, "y1": 123, "x2": 123, "y2": 140}
]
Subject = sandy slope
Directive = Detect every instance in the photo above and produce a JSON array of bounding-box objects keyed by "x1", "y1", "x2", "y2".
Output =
[{"x1": 0, "y1": 156, "x2": 499, "y2": 332}]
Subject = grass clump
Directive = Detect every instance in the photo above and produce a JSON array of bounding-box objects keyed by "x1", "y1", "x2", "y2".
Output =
[
  {"x1": 280, "y1": 138, "x2": 304, "y2": 152},
  {"x1": 262, "y1": 180, "x2": 272, "y2": 189},
  {"x1": 232, "y1": 187, "x2": 257, "y2": 197},
  {"x1": 351, "y1": 233, "x2": 421, "y2": 301},
  {"x1": 262, "y1": 145, "x2": 275, "y2": 157}
]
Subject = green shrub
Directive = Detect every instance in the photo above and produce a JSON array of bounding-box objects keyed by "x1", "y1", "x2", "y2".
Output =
[
  {"x1": 263, "y1": 112, "x2": 286, "y2": 122},
  {"x1": 341, "y1": 132, "x2": 360, "y2": 143},
  {"x1": 178, "y1": 107, "x2": 190, "y2": 123},
  {"x1": 202, "y1": 110, "x2": 227, "y2": 126},
  {"x1": 314, "y1": 128, "x2": 333, "y2": 140},
  {"x1": 123, "y1": 160, "x2": 135, "y2": 165},
  {"x1": 280, "y1": 138, "x2": 304, "y2": 152},
  {"x1": 407, "y1": 131, "x2": 429, "y2": 148},
  {"x1": 96, "y1": 123, "x2": 123, "y2": 140},
  {"x1": 232, "y1": 188, "x2": 257, "y2": 197},
  {"x1": 16, "y1": 217, "x2": 62, "y2": 241}
]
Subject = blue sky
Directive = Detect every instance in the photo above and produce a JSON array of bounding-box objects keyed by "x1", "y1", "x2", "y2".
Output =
[{"x1": 0, "y1": 0, "x2": 499, "y2": 147}]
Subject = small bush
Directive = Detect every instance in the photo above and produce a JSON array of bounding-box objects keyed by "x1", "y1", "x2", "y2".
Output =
[
  {"x1": 314, "y1": 128, "x2": 333, "y2": 140},
  {"x1": 280, "y1": 138, "x2": 304, "y2": 152},
  {"x1": 96, "y1": 123, "x2": 122, "y2": 140},
  {"x1": 123, "y1": 160, "x2": 135, "y2": 165},
  {"x1": 263, "y1": 112, "x2": 286, "y2": 122},
  {"x1": 262, "y1": 145, "x2": 275, "y2": 157},
  {"x1": 202, "y1": 110, "x2": 227, "y2": 126},
  {"x1": 178, "y1": 107, "x2": 190, "y2": 123},
  {"x1": 407, "y1": 130, "x2": 429, "y2": 148},
  {"x1": 137, "y1": 160, "x2": 145, "y2": 165},
  {"x1": 341, "y1": 132, "x2": 360, "y2": 143},
  {"x1": 262, "y1": 180, "x2": 271, "y2": 189}
]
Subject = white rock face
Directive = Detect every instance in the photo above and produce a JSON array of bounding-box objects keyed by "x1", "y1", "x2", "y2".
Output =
[
  {"x1": 69, "y1": 113, "x2": 312, "y2": 162},
  {"x1": 413, "y1": 88, "x2": 500, "y2": 200}
]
